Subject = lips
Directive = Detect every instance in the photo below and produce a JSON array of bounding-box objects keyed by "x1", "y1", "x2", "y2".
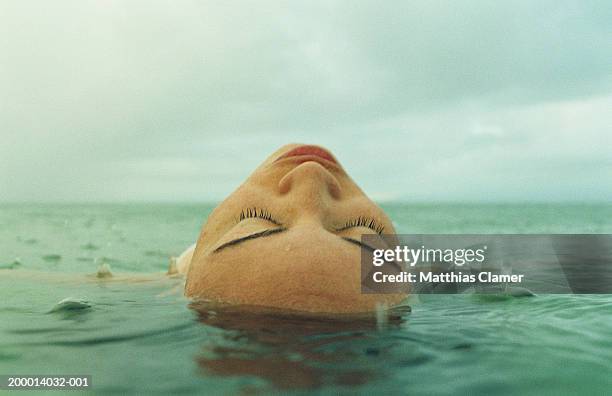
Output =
[{"x1": 275, "y1": 145, "x2": 338, "y2": 165}]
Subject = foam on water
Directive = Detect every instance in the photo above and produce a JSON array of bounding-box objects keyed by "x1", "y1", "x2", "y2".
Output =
[{"x1": 49, "y1": 297, "x2": 92, "y2": 313}]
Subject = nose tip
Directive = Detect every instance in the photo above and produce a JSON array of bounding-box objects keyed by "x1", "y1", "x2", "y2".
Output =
[{"x1": 278, "y1": 162, "x2": 341, "y2": 200}]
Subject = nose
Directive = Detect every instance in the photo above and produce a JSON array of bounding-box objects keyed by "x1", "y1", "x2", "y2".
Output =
[{"x1": 278, "y1": 162, "x2": 342, "y2": 205}]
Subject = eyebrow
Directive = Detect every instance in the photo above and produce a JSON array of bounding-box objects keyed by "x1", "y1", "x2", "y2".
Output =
[{"x1": 213, "y1": 228, "x2": 382, "y2": 256}]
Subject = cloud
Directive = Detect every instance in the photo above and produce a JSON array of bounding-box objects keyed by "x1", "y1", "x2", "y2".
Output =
[{"x1": 0, "y1": 0, "x2": 611, "y2": 201}]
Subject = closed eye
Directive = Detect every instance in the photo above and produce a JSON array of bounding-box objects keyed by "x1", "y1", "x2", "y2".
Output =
[
  {"x1": 213, "y1": 227, "x2": 286, "y2": 253},
  {"x1": 212, "y1": 228, "x2": 387, "y2": 255},
  {"x1": 336, "y1": 216, "x2": 385, "y2": 234}
]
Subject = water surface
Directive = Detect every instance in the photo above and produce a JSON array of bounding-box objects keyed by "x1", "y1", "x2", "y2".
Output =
[{"x1": 1, "y1": 203, "x2": 611, "y2": 394}]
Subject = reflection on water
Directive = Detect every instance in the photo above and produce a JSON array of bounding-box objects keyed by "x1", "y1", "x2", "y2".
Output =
[
  {"x1": 2, "y1": 274, "x2": 612, "y2": 394},
  {"x1": 190, "y1": 302, "x2": 411, "y2": 390}
]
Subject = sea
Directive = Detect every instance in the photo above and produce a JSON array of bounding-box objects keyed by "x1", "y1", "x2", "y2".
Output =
[{"x1": 1, "y1": 203, "x2": 611, "y2": 395}]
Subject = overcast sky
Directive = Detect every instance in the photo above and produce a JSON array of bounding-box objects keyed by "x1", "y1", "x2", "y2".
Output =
[{"x1": 1, "y1": 0, "x2": 611, "y2": 202}]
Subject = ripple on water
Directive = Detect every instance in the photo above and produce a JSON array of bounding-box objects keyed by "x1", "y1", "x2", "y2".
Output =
[
  {"x1": 144, "y1": 250, "x2": 171, "y2": 258},
  {"x1": 38, "y1": 322, "x2": 194, "y2": 347},
  {"x1": 80, "y1": 243, "x2": 99, "y2": 251},
  {"x1": 94, "y1": 256, "x2": 122, "y2": 265},
  {"x1": 0, "y1": 352, "x2": 21, "y2": 362},
  {"x1": 0, "y1": 258, "x2": 22, "y2": 269},
  {"x1": 42, "y1": 254, "x2": 62, "y2": 262}
]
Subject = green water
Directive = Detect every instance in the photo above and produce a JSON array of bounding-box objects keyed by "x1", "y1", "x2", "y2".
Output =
[{"x1": 1, "y1": 203, "x2": 611, "y2": 395}]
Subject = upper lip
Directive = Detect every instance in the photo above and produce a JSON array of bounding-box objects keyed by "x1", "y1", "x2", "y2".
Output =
[{"x1": 274, "y1": 145, "x2": 339, "y2": 165}]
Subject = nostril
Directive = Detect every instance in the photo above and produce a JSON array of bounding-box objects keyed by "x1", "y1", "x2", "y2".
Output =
[
  {"x1": 328, "y1": 179, "x2": 341, "y2": 199},
  {"x1": 278, "y1": 174, "x2": 291, "y2": 194}
]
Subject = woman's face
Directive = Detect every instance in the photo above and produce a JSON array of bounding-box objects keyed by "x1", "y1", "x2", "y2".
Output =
[{"x1": 185, "y1": 144, "x2": 405, "y2": 313}]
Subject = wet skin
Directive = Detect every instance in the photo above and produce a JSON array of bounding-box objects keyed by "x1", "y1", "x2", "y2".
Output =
[{"x1": 182, "y1": 144, "x2": 406, "y2": 313}]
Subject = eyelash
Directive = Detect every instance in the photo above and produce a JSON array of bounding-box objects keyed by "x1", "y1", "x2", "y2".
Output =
[
  {"x1": 238, "y1": 207, "x2": 282, "y2": 226},
  {"x1": 337, "y1": 216, "x2": 385, "y2": 235},
  {"x1": 237, "y1": 208, "x2": 384, "y2": 234}
]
